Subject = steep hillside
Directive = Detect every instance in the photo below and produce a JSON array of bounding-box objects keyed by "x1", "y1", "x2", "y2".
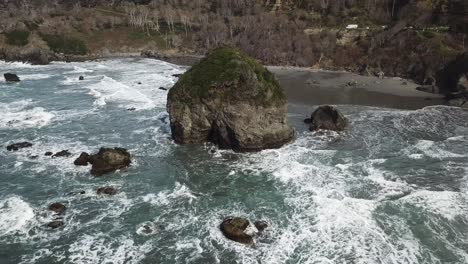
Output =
[{"x1": 0, "y1": 0, "x2": 466, "y2": 92}]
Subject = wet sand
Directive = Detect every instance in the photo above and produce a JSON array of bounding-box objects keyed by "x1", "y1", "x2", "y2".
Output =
[{"x1": 269, "y1": 66, "x2": 446, "y2": 110}]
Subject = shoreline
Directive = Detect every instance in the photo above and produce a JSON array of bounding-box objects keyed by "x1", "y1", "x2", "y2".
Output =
[{"x1": 1, "y1": 54, "x2": 448, "y2": 110}]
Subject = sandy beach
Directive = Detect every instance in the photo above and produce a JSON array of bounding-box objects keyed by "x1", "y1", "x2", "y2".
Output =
[{"x1": 269, "y1": 66, "x2": 446, "y2": 110}]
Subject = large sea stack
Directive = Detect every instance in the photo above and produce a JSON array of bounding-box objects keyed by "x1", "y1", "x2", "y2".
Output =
[{"x1": 167, "y1": 47, "x2": 294, "y2": 151}]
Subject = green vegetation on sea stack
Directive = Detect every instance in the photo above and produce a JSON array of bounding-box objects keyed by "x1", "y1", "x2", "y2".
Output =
[{"x1": 171, "y1": 47, "x2": 286, "y2": 107}]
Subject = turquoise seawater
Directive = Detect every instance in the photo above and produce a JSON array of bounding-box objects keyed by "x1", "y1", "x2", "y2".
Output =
[{"x1": 0, "y1": 59, "x2": 467, "y2": 264}]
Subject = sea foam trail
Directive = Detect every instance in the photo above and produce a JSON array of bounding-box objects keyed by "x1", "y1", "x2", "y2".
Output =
[
  {"x1": 0, "y1": 100, "x2": 54, "y2": 129},
  {"x1": 0, "y1": 197, "x2": 35, "y2": 237}
]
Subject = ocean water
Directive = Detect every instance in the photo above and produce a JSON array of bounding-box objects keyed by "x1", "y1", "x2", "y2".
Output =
[{"x1": 0, "y1": 58, "x2": 467, "y2": 264}]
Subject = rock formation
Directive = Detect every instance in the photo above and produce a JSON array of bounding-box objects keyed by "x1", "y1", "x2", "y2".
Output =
[
  {"x1": 308, "y1": 105, "x2": 348, "y2": 132},
  {"x1": 88, "y1": 148, "x2": 131, "y2": 176},
  {"x1": 167, "y1": 47, "x2": 294, "y2": 151},
  {"x1": 4, "y1": 73, "x2": 20, "y2": 82},
  {"x1": 220, "y1": 217, "x2": 254, "y2": 245},
  {"x1": 6, "y1": 142, "x2": 32, "y2": 151}
]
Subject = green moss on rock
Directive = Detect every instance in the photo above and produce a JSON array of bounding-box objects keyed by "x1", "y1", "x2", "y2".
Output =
[{"x1": 169, "y1": 47, "x2": 286, "y2": 107}]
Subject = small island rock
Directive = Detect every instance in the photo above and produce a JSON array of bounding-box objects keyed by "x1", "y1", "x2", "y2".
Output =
[
  {"x1": 89, "y1": 147, "x2": 131, "y2": 176},
  {"x1": 48, "y1": 202, "x2": 66, "y2": 214},
  {"x1": 167, "y1": 47, "x2": 294, "y2": 151},
  {"x1": 4, "y1": 73, "x2": 20, "y2": 82},
  {"x1": 7, "y1": 142, "x2": 33, "y2": 151},
  {"x1": 220, "y1": 217, "x2": 254, "y2": 245},
  {"x1": 309, "y1": 105, "x2": 348, "y2": 131}
]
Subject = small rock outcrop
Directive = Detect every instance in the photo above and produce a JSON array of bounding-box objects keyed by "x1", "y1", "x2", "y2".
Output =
[
  {"x1": 167, "y1": 47, "x2": 294, "y2": 151},
  {"x1": 97, "y1": 187, "x2": 117, "y2": 195},
  {"x1": 308, "y1": 105, "x2": 348, "y2": 132},
  {"x1": 45, "y1": 152, "x2": 53, "y2": 156},
  {"x1": 220, "y1": 217, "x2": 254, "y2": 245},
  {"x1": 48, "y1": 202, "x2": 66, "y2": 215},
  {"x1": 7, "y1": 142, "x2": 32, "y2": 151},
  {"x1": 79, "y1": 76, "x2": 84, "y2": 81},
  {"x1": 88, "y1": 147, "x2": 131, "y2": 176},
  {"x1": 74, "y1": 152, "x2": 90, "y2": 166},
  {"x1": 52, "y1": 150, "x2": 71, "y2": 158},
  {"x1": 4, "y1": 73, "x2": 20, "y2": 82}
]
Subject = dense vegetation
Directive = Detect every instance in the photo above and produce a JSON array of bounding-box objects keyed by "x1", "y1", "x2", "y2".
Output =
[
  {"x1": 171, "y1": 47, "x2": 285, "y2": 106},
  {"x1": 4, "y1": 30, "x2": 29, "y2": 46}
]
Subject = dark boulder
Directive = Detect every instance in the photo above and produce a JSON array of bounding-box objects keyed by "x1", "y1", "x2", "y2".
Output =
[
  {"x1": 74, "y1": 152, "x2": 90, "y2": 166},
  {"x1": 4, "y1": 73, "x2": 20, "y2": 82},
  {"x1": 220, "y1": 217, "x2": 254, "y2": 245},
  {"x1": 45, "y1": 152, "x2": 53, "y2": 156},
  {"x1": 47, "y1": 220, "x2": 64, "y2": 229},
  {"x1": 309, "y1": 106, "x2": 348, "y2": 132},
  {"x1": 48, "y1": 202, "x2": 66, "y2": 214},
  {"x1": 172, "y1": 74, "x2": 182, "y2": 78},
  {"x1": 158, "y1": 87, "x2": 167, "y2": 91},
  {"x1": 127, "y1": 107, "x2": 136, "y2": 111},
  {"x1": 79, "y1": 76, "x2": 84, "y2": 81},
  {"x1": 7, "y1": 142, "x2": 32, "y2": 151},
  {"x1": 89, "y1": 147, "x2": 131, "y2": 176},
  {"x1": 167, "y1": 47, "x2": 294, "y2": 151},
  {"x1": 97, "y1": 187, "x2": 117, "y2": 195},
  {"x1": 52, "y1": 150, "x2": 71, "y2": 158}
]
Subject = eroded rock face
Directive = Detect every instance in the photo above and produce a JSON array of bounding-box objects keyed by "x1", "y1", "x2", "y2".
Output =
[
  {"x1": 167, "y1": 47, "x2": 294, "y2": 151},
  {"x1": 89, "y1": 148, "x2": 131, "y2": 176},
  {"x1": 220, "y1": 217, "x2": 254, "y2": 245},
  {"x1": 4, "y1": 73, "x2": 20, "y2": 82},
  {"x1": 309, "y1": 105, "x2": 348, "y2": 132}
]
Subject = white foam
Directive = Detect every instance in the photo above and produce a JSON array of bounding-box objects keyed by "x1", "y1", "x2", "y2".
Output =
[
  {"x1": 0, "y1": 196, "x2": 35, "y2": 236},
  {"x1": 20, "y1": 74, "x2": 53, "y2": 80},
  {"x1": 87, "y1": 76, "x2": 155, "y2": 109},
  {"x1": 142, "y1": 182, "x2": 197, "y2": 206},
  {"x1": 68, "y1": 234, "x2": 152, "y2": 264},
  {"x1": 66, "y1": 66, "x2": 94, "y2": 74},
  {"x1": 0, "y1": 100, "x2": 54, "y2": 129}
]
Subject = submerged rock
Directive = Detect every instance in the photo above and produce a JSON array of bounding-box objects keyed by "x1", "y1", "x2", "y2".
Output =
[
  {"x1": 220, "y1": 217, "x2": 254, "y2": 245},
  {"x1": 309, "y1": 105, "x2": 348, "y2": 132},
  {"x1": 48, "y1": 202, "x2": 66, "y2": 214},
  {"x1": 47, "y1": 220, "x2": 64, "y2": 229},
  {"x1": 74, "y1": 152, "x2": 90, "y2": 166},
  {"x1": 7, "y1": 142, "x2": 32, "y2": 151},
  {"x1": 158, "y1": 87, "x2": 168, "y2": 91},
  {"x1": 89, "y1": 147, "x2": 131, "y2": 176},
  {"x1": 4, "y1": 73, "x2": 20, "y2": 82},
  {"x1": 52, "y1": 150, "x2": 71, "y2": 158},
  {"x1": 167, "y1": 47, "x2": 294, "y2": 151},
  {"x1": 97, "y1": 187, "x2": 117, "y2": 195}
]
